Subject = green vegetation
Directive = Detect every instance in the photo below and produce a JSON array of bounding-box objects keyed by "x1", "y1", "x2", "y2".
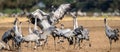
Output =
[
  {"x1": 3, "y1": 8, "x2": 22, "y2": 14},
  {"x1": 0, "y1": 0, "x2": 120, "y2": 13}
]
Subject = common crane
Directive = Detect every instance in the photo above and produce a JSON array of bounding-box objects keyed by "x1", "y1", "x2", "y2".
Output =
[
  {"x1": 104, "y1": 18, "x2": 119, "y2": 50},
  {"x1": 22, "y1": 20, "x2": 40, "y2": 49}
]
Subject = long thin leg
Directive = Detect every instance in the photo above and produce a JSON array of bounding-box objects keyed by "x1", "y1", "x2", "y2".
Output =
[
  {"x1": 88, "y1": 40, "x2": 91, "y2": 47},
  {"x1": 74, "y1": 37, "x2": 77, "y2": 49},
  {"x1": 78, "y1": 39, "x2": 81, "y2": 49},
  {"x1": 109, "y1": 39, "x2": 112, "y2": 50},
  {"x1": 44, "y1": 38, "x2": 48, "y2": 49},
  {"x1": 41, "y1": 38, "x2": 47, "y2": 50},
  {"x1": 12, "y1": 39, "x2": 15, "y2": 50},
  {"x1": 34, "y1": 41, "x2": 38, "y2": 50},
  {"x1": 36, "y1": 41, "x2": 40, "y2": 51},
  {"x1": 30, "y1": 42, "x2": 32, "y2": 51},
  {"x1": 67, "y1": 38, "x2": 71, "y2": 50},
  {"x1": 59, "y1": 37, "x2": 65, "y2": 49},
  {"x1": 67, "y1": 38, "x2": 70, "y2": 50},
  {"x1": 40, "y1": 41, "x2": 43, "y2": 50},
  {"x1": 27, "y1": 42, "x2": 29, "y2": 50},
  {"x1": 54, "y1": 37, "x2": 56, "y2": 50},
  {"x1": 7, "y1": 42, "x2": 11, "y2": 50},
  {"x1": 18, "y1": 44, "x2": 21, "y2": 52}
]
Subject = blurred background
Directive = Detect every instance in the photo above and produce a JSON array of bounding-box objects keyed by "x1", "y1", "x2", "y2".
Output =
[{"x1": 0, "y1": 0, "x2": 120, "y2": 17}]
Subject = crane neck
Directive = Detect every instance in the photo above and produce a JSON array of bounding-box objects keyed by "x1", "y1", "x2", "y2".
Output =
[
  {"x1": 19, "y1": 22, "x2": 22, "y2": 34},
  {"x1": 34, "y1": 17, "x2": 38, "y2": 30},
  {"x1": 28, "y1": 22, "x2": 33, "y2": 34}
]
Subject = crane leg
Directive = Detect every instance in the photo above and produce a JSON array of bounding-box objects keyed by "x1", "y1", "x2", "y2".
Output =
[
  {"x1": 74, "y1": 37, "x2": 77, "y2": 49},
  {"x1": 54, "y1": 37, "x2": 56, "y2": 50},
  {"x1": 109, "y1": 39, "x2": 112, "y2": 50}
]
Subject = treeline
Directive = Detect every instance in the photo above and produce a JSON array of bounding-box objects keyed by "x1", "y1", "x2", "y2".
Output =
[{"x1": 0, "y1": 0, "x2": 120, "y2": 14}]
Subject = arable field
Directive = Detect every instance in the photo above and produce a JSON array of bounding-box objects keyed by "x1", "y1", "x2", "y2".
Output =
[{"x1": 0, "y1": 16, "x2": 120, "y2": 52}]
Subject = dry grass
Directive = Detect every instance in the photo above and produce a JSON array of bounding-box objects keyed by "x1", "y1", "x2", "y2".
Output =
[
  {"x1": 0, "y1": 17, "x2": 28, "y2": 23},
  {"x1": 0, "y1": 16, "x2": 120, "y2": 52},
  {"x1": 0, "y1": 16, "x2": 120, "y2": 23}
]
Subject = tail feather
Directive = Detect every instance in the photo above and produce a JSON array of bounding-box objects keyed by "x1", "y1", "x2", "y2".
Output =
[
  {"x1": 113, "y1": 28, "x2": 119, "y2": 42},
  {"x1": 114, "y1": 29, "x2": 119, "y2": 34},
  {"x1": 113, "y1": 35, "x2": 119, "y2": 42},
  {"x1": 67, "y1": 37, "x2": 74, "y2": 45},
  {"x1": 69, "y1": 40, "x2": 73, "y2": 45}
]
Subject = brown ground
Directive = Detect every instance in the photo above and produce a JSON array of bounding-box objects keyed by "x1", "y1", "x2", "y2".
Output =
[{"x1": 0, "y1": 17, "x2": 120, "y2": 52}]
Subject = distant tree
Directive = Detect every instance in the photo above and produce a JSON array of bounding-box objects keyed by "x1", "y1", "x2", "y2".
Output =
[
  {"x1": 42, "y1": 0, "x2": 74, "y2": 12},
  {"x1": 0, "y1": 0, "x2": 120, "y2": 13},
  {"x1": 0, "y1": 0, "x2": 40, "y2": 12}
]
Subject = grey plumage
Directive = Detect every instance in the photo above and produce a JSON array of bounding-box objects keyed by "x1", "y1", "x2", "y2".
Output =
[
  {"x1": 2, "y1": 29, "x2": 14, "y2": 44},
  {"x1": 22, "y1": 20, "x2": 40, "y2": 49},
  {"x1": 27, "y1": 3, "x2": 88, "y2": 49},
  {"x1": 74, "y1": 26, "x2": 90, "y2": 49},
  {"x1": 13, "y1": 18, "x2": 23, "y2": 48},
  {"x1": 104, "y1": 18, "x2": 119, "y2": 50},
  {"x1": 1, "y1": 18, "x2": 23, "y2": 51},
  {"x1": 70, "y1": 12, "x2": 91, "y2": 49}
]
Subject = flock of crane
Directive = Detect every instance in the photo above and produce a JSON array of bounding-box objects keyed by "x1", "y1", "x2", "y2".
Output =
[{"x1": 0, "y1": 3, "x2": 119, "y2": 52}]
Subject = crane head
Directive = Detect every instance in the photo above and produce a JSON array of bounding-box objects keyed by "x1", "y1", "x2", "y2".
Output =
[{"x1": 104, "y1": 18, "x2": 107, "y2": 24}]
